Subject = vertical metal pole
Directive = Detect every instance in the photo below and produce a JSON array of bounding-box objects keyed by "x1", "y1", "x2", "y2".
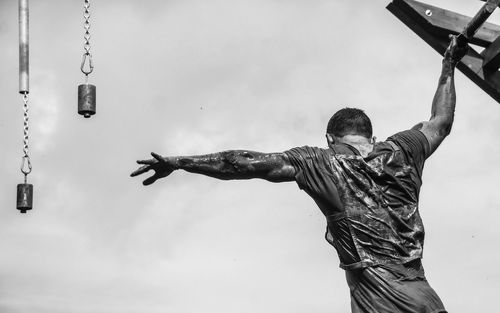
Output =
[{"x1": 19, "y1": 0, "x2": 29, "y2": 94}]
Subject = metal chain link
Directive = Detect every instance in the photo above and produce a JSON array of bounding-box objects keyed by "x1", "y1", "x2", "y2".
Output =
[
  {"x1": 81, "y1": 0, "x2": 93, "y2": 76},
  {"x1": 83, "y1": 0, "x2": 91, "y2": 54},
  {"x1": 21, "y1": 93, "x2": 32, "y2": 180}
]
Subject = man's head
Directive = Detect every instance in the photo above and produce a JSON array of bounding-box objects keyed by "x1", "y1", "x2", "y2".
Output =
[{"x1": 326, "y1": 108, "x2": 373, "y2": 145}]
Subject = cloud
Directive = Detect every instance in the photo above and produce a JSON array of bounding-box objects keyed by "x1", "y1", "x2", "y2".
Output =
[{"x1": 31, "y1": 72, "x2": 61, "y2": 153}]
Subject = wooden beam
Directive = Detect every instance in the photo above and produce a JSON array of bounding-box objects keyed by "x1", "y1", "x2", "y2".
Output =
[
  {"x1": 481, "y1": 34, "x2": 500, "y2": 70},
  {"x1": 458, "y1": 51, "x2": 500, "y2": 104},
  {"x1": 390, "y1": 0, "x2": 500, "y2": 47},
  {"x1": 387, "y1": 1, "x2": 449, "y2": 55},
  {"x1": 388, "y1": 0, "x2": 500, "y2": 103},
  {"x1": 476, "y1": 0, "x2": 500, "y2": 71},
  {"x1": 458, "y1": 0, "x2": 500, "y2": 43}
]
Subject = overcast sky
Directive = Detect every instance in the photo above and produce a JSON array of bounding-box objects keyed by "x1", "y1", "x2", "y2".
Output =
[{"x1": 1, "y1": 0, "x2": 500, "y2": 312}]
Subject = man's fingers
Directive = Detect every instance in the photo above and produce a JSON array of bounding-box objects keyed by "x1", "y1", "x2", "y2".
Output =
[
  {"x1": 132, "y1": 153, "x2": 168, "y2": 184},
  {"x1": 151, "y1": 152, "x2": 165, "y2": 162},
  {"x1": 143, "y1": 175, "x2": 158, "y2": 186},
  {"x1": 130, "y1": 165, "x2": 151, "y2": 177},
  {"x1": 137, "y1": 159, "x2": 156, "y2": 165}
]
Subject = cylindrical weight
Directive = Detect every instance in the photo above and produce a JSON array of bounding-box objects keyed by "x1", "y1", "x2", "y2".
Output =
[
  {"x1": 19, "y1": 0, "x2": 29, "y2": 94},
  {"x1": 16, "y1": 183, "x2": 33, "y2": 213},
  {"x1": 78, "y1": 83, "x2": 96, "y2": 118}
]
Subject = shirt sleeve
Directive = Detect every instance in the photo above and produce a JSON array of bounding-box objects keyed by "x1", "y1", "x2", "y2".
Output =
[
  {"x1": 387, "y1": 129, "x2": 431, "y2": 175},
  {"x1": 284, "y1": 146, "x2": 335, "y2": 194}
]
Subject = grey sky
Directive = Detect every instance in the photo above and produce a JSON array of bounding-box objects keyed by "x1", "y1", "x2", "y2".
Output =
[{"x1": 1, "y1": 0, "x2": 499, "y2": 312}]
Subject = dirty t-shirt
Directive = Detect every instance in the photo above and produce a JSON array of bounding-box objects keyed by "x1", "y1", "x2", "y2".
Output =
[{"x1": 285, "y1": 130, "x2": 447, "y2": 312}]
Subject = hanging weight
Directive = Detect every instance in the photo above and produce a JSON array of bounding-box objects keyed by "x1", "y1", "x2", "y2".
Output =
[
  {"x1": 16, "y1": 183, "x2": 33, "y2": 213},
  {"x1": 78, "y1": 83, "x2": 96, "y2": 118}
]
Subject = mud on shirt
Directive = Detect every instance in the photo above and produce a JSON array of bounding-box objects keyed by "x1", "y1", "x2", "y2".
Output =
[
  {"x1": 284, "y1": 130, "x2": 448, "y2": 312},
  {"x1": 284, "y1": 129, "x2": 430, "y2": 269}
]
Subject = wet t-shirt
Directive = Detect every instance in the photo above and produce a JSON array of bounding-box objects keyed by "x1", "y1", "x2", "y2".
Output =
[
  {"x1": 285, "y1": 130, "x2": 448, "y2": 312},
  {"x1": 284, "y1": 129, "x2": 430, "y2": 269}
]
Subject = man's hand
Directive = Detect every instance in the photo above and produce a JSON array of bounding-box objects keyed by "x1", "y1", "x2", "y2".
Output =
[
  {"x1": 130, "y1": 152, "x2": 176, "y2": 185},
  {"x1": 444, "y1": 35, "x2": 469, "y2": 65}
]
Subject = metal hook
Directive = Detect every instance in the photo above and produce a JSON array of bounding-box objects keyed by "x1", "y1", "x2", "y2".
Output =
[
  {"x1": 21, "y1": 155, "x2": 32, "y2": 176},
  {"x1": 80, "y1": 52, "x2": 94, "y2": 75}
]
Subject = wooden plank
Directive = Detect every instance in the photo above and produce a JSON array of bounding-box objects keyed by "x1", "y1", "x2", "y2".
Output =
[
  {"x1": 458, "y1": 0, "x2": 500, "y2": 42},
  {"x1": 481, "y1": 34, "x2": 500, "y2": 70},
  {"x1": 459, "y1": 51, "x2": 500, "y2": 104},
  {"x1": 392, "y1": 0, "x2": 500, "y2": 47},
  {"x1": 388, "y1": 1, "x2": 500, "y2": 103},
  {"x1": 387, "y1": 2, "x2": 449, "y2": 54}
]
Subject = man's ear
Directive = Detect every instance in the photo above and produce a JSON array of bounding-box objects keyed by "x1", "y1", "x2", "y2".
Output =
[
  {"x1": 326, "y1": 134, "x2": 335, "y2": 147},
  {"x1": 371, "y1": 136, "x2": 377, "y2": 144}
]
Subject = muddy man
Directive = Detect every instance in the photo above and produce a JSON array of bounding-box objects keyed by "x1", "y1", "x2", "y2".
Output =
[{"x1": 131, "y1": 36, "x2": 467, "y2": 313}]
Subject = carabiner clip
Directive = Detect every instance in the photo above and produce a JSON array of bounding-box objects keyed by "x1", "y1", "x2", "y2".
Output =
[
  {"x1": 21, "y1": 155, "x2": 32, "y2": 176},
  {"x1": 80, "y1": 52, "x2": 94, "y2": 75}
]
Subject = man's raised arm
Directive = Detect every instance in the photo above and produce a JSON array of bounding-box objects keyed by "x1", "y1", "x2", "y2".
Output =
[
  {"x1": 131, "y1": 150, "x2": 296, "y2": 185},
  {"x1": 413, "y1": 35, "x2": 468, "y2": 154}
]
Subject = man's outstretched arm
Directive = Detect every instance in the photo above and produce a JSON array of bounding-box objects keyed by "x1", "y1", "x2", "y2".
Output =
[
  {"x1": 413, "y1": 35, "x2": 468, "y2": 154},
  {"x1": 131, "y1": 150, "x2": 296, "y2": 185}
]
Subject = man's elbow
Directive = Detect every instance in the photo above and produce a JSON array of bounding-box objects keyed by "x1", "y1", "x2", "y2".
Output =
[
  {"x1": 431, "y1": 116, "x2": 454, "y2": 137},
  {"x1": 439, "y1": 122, "x2": 453, "y2": 137}
]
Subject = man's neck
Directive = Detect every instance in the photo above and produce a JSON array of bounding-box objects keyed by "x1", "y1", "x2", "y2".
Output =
[{"x1": 336, "y1": 135, "x2": 374, "y2": 157}]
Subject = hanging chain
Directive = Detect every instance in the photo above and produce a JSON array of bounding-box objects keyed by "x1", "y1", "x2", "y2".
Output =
[
  {"x1": 20, "y1": 93, "x2": 32, "y2": 182},
  {"x1": 80, "y1": 0, "x2": 93, "y2": 78}
]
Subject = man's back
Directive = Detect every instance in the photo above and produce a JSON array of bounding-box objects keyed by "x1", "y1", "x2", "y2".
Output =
[
  {"x1": 285, "y1": 129, "x2": 429, "y2": 269},
  {"x1": 285, "y1": 129, "x2": 447, "y2": 312}
]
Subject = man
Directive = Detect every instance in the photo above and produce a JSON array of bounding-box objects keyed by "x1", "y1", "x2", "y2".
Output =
[{"x1": 131, "y1": 37, "x2": 467, "y2": 312}]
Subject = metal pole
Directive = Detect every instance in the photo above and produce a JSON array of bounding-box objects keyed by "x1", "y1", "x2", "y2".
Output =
[{"x1": 19, "y1": 0, "x2": 29, "y2": 94}]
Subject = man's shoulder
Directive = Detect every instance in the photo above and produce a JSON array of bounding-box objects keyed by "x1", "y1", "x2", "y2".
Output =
[
  {"x1": 386, "y1": 130, "x2": 430, "y2": 151},
  {"x1": 284, "y1": 146, "x2": 333, "y2": 163},
  {"x1": 286, "y1": 145, "x2": 330, "y2": 155},
  {"x1": 385, "y1": 129, "x2": 431, "y2": 162}
]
